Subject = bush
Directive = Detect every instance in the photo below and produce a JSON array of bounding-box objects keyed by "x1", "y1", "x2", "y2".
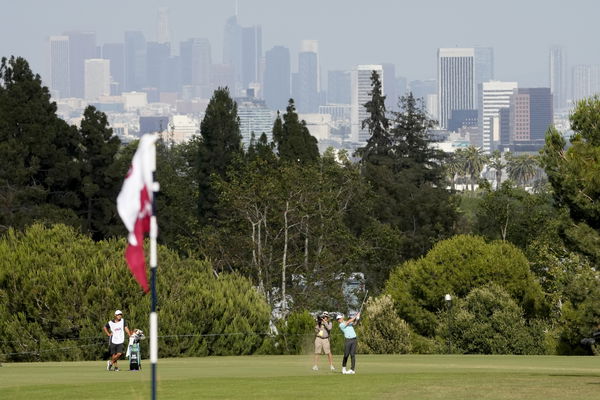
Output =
[
  {"x1": 358, "y1": 295, "x2": 411, "y2": 354},
  {"x1": 437, "y1": 284, "x2": 548, "y2": 355},
  {"x1": 385, "y1": 235, "x2": 545, "y2": 337},
  {"x1": 0, "y1": 224, "x2": 270, "y2": 361},
  {"x1": 274, "y1": 311, "x2": 316, "y2": 355}
]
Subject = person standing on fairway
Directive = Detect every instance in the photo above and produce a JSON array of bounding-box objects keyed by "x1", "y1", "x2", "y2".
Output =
[
  {"x1": 337, "y1": 313, "x2": 359, "y2": 374},
  {"x1": 313, "y1": 311, "x2": 335, "y2": 371},
  {"x1": 103, "y1": 310, "x2": 131, "y2": 371}
]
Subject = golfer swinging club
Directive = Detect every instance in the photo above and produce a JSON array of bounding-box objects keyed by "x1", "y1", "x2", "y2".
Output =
[
  {"x1": 337, "y1": 312, "x2": 359, "y2": 374},
  {"x1": 103, "y1": 310, "x2": 131, "y2": 371}
]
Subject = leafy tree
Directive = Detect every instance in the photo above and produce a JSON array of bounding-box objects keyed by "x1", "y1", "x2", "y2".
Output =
[
  {"x1": 0, "y1": 56, "x2": 82, "y2": 233},
  {"x1": 77, "y1": 105, "x2": 122, "y2": 240},
  {"x1": 273, "y1": 99, "x2": 319, "y2": 164},
  {"x1": 438, "y1": 284, "x2": 548, "y2": 354},
  {"x1": 358, "y1": 294, "x2": 411, "y2": 354},
  {"x1": 196, "y1": 87, "x2": 243, "y2": 225},
  {"x1": 384, "y1": 235, "x2": 545, "y2": 337}
]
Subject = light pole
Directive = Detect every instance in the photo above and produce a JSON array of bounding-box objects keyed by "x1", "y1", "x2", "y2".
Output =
[{"x1": 445, "y1": 294, "x2": 452, "y2": 354}]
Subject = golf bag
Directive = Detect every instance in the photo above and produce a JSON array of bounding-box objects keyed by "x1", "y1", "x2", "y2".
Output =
[{"x1": 127, "y1": 329, "x2": 145, "y2": 371}]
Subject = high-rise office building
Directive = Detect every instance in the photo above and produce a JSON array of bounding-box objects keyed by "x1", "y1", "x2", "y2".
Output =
[
  {"x1": 351, "y1": 64, "x2": 383, "y2": 144},
  {"x1": 509, "y1": 88, "x2": 553, "y2": 149},
  {"x1": 264, "y1": 46, "x2": 290, "y2": 111},
  {"x1": 571, "y1": 65, "x2": 600, "y2": 103},
  {"x1": 409, "y1": 79, "x2": 436, "y2": 101},
  {"x1": 241, "y1": 25, "x2": 262, "y2": 91},
  {"x1": 549, "y1": 46, "x2": 568, "y2": 110},
  {"x1": 157, "y1": 7, "x2": 171, "y2": 44},
  {"x1": 438, "y1": 48, "x2": 475, "y2": 129},
  {"x1": 84, "y1": 59, "x2": 110, "y2": 101},
  {"x1": 180, "y1": 38, "x2": 212, "y2": 98},
  {"x1": 328, "y1": 70, "x2": 351, "y2": 104},
  {"x1": 124, "y1": 31, "x2": 146, "y2": 91},
  {"x1": 102, "y1": 43, "x2": 124, "y2": 95},
  {"x1": 294, "y1": 40, "x2": 320, "y2": 113},
  {"x1": 480, "y1": 81, "x2": 518, "y2": 152},
  {"x1": 65, "y1": 31, "x2": 96, "y2": 98},
  {"x1": 237, "y1": 98, "x2": 275, "y2": 146},
  {"x1": 223, "y1": 15, "x2": 242, "y2": 95},
  {"x1": 381, "y1": 63, "x2": 398, "y2": 111},
  {"x1": 146, "y1": 42, "x2": 171, "y2": 92},
  {"x1": 474, "y1": 47, "x2": 494, "y2": 105},
  {"x1": 48, "y1": 36, "x2": 70, "y2": 98}
]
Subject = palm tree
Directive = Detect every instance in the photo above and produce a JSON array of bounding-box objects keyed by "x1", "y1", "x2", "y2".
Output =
[
  {"x1": 506, "y1": 154, "x2": 539, "y2": 187},
  {"x1": 463, "y1": 146, "x2": 488, "y2": 191},
  {"x1": 445, "y1": 150, "x2": 466, "y2": 190},
  {"x1": 488, "y1": 150, "x2": 506, "y2": 190}
]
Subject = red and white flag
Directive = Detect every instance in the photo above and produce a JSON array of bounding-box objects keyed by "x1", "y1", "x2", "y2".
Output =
[{"x1": 117, "y1": 134, "x2": 158, "y2": 293}]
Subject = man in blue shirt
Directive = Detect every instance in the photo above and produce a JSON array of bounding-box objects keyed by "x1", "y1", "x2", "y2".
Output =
[{"x1": 337, "y1": 312, "x2": 360, "y2": 374}]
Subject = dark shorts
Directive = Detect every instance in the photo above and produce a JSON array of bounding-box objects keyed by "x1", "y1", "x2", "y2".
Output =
[{"x1": 109, "y1": 342, "x2": 125, "y2": 355}]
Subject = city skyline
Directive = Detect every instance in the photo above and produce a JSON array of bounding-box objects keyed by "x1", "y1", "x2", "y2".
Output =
[{"x1": 2, "y1": 0, "x2": 599, "y2": 87}]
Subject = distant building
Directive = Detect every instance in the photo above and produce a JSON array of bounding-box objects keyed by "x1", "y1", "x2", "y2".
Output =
[
  {"x1": 102, "y1": 43, "x2": 125, "y2": 95},
  {"x1": 264, "y1": 46, "x2": 291, "y2": 112},
  {"x1": 328, "y1": 70, "x2": 351, "y2": 105},
  {"x1": 474, "y1": 47, "x2": 494, "y2": 106},
  {"x1": 180, "y1": 38, "x2": 212, "y2": 98},
  {"x1": 549, "y1": 46, "x2": 568, "y2": 110},
  {"x1": 508, "y1": 88, "x2": 553, "y2": 151},
  {"x1": 294, "y1": 40, "x2": 320, "y2": 113},
  {"x1": 237, "y1": 97, "x2": 275, "y2": 146},
  {"x1": 210, "y1": 64, "x2": 235, "y2": 94},
  {"x1": 48, "y1": 36, "x2": 70, "y2": 98},
  {"x1": 122, "y1": 91, "x2": 148, "y2": 111},
  {"x1": 241, "y1": 25, "x2": 262, "y2": 91},
  {"x1": 381, "y1": 63, "x2": 398, "y2": 111},
  {"x1": 124, "y1": 31, "x2": 146, "y2": 91},
  {"x1": 169, "y1": 114, "x2": 199, "y2": 143},
  {"x1": 447, "y1": 109, "x2": 478, "y2": 133},
  {"x1": 479, "y1": 81, "x2": 518, "y2": 153},
  {"x1": 571, "y1": 65, "x2": 600, "y2": 103},
  {"x1": 438, "y1": 48, "x2": 475, "y2": 129},
  {"x1": 351, "y1": 64, "x2": 383, "y2": 144},
  {"x1": 409, "y1": 79, "x2": 436, "y2": 101},
  {"x1": 84, "y1": 59, "x2": 110, "y2": 101},
  {"x1": 65, "y1": 31, "x2": 96, "y2": 98},
  {"x1": 319, "y1": 104, "x2": 351, "y2": 123},
  {"x1": 223, "y1": 15, "x2": 243, "y2": 95},
  {"x1": 140, "y1": 116, "x2": 169, "y2": 135},
  {"x1": 146, "y1": 42, "x2": 171, "y2": 93},
  {"x1": 157, "y1": 8, "x2": 171, "y2": 45},
  {"x1": 299, "y1": 113, "x2": 331, "y2": 142}
]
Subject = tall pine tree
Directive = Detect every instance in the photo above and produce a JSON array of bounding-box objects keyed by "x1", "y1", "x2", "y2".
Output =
[
  {"x1": 273, "y1": 99, "x2": 319, "y2": 163},
  {"x1": 196, "y1": 87, "x2": 243, "y2": 225}
]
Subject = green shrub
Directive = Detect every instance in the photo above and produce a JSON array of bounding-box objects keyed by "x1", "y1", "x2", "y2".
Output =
[
  {"x1": 437, "y1": 283, "x2": 547, "y2": 355},
  {"x1": 0, "y1": 224, "x2": 270, "y2": 361},
  {"x1": 358, "y1": 295, "x2": 411, "y2": 354}
]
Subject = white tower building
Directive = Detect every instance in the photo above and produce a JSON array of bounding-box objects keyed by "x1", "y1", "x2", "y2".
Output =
[
  {"x1": 480, "y1": 81, "x2": 518, "y2": 153},
  {"x1": 84, "y1": 59, "x2": 110, "y2": 101},
  {"x1": 437, "y1": 48, "x2": 475, "y2": 129},
  {"x1": 351, "y1": 64, "x2": 383, "y2": 144}
]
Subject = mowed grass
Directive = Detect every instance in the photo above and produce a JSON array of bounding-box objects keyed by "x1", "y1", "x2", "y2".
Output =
[{"x1": 1, "y1": 355, "x2": 600, "y2": 399}]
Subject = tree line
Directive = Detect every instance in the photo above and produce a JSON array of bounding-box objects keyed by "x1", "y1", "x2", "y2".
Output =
[{"x1": 2, "y1": 57, "x2": 600, "y2": 357}]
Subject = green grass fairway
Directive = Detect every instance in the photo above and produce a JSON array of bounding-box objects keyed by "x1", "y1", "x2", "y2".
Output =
[{"x1": 1, "y1": 355, "x2": 600, "y2": 399}]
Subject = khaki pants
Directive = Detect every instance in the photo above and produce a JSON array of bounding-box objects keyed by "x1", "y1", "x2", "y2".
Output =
[{"x1": 314, "y1": 337, "x2": 331, "y2": 354}]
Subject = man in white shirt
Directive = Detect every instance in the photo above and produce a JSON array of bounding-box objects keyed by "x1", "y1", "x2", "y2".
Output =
[{"x1": 103, "y1": 310, "x2": 131, "y2": 371}]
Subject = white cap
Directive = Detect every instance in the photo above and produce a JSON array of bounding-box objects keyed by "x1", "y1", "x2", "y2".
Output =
[{"x1": 115, "y1": 310, "x2": 123, "y2": 315}]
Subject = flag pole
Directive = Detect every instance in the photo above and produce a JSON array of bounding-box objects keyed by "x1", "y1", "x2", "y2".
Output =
[{"x1": 149, "y1": 138, "x2": 159, "y2": 400}]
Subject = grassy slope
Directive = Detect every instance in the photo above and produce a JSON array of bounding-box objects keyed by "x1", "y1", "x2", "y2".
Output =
[{"x1": 1, "y1": 355, "x2": 600, "y2": 400}]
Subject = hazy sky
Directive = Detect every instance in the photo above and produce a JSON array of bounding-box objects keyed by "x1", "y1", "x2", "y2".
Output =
[{"x1": 2, "y1": 0, "x2": 599, "y2": 86}]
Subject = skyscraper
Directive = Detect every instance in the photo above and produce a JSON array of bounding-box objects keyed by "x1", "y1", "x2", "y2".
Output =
[
  {"x1": 474, "y1": 47, "x2": 494, "y2": 105},
  {"x1": 549, "y1": 46, "x2": 568, "y2": 110},
  {"x1": 241, "y1": 25, "x2": 262, "y2": 91},
  {"x1": 223, "y1": 15, "x2": 242, "y2": 95},
  {"x1": 438, "y1": 48, "x2": 475, "y2": 129},
  {"x1": 237, "y1": 98, "x2": 275, "y2": 146},
  {"x1": 480, "y1": 81, "x2": 518, "y2": 152},
  {"x1": 157, "y1": 7, "x2": 171, "y2": 45},
  {"x1": 48, "y1": 36, "x2": 70, "y2": 98},
  {"x1": 84, "y1": 59, "x2": 110, "y2": 101},
  {"x1": 102, "y1": 43, "x2": 125, "y2": 95},
  {"x1": 180, "y1": 38, "x2": 212, "y2": 98},
  {"x1": 571, "y1": 65, "x2": 600, "y2": 103},
  {"x1": 295, "y1": 40, "x2": 320, "y2": 113},
  {"x1": 264, "y1": 46, "x2": 290, "y2": 111},
  {"x1": 124, "y1": 31, "x2": 146, "y2": 91},
  {"x1": 327, "y1": 70, "x2": 351, "y2": 104},
  {"x1": 381, "y1": 63, "x2": 397, "y2": 111},
  {"x1": 146, "y1": 41, "x2": 171, "y2": 92},
  {"x1": 351, "y1": 64, "x2": 383, "y2": 144},
  {"x1": 65, "y1": 31, "x2": 96, "y2": 98},
  {"x1": 509, "y1": 88, "x2": 553, "y2": 149}
]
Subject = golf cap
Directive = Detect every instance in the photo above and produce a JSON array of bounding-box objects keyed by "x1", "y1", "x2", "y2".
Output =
[
  {"x1": 115, "y1": 310, "x2": 123, "y2": 315},
  {"x1": 336, "y1": 313, "x2": 344, "y2": 320}
]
